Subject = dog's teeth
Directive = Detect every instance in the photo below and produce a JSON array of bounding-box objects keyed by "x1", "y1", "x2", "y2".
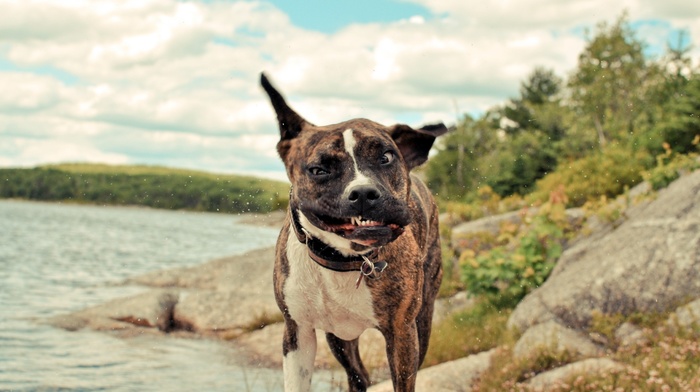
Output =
[{"x1": 349, "y1": 217, "x2": 383, "y2": 227}]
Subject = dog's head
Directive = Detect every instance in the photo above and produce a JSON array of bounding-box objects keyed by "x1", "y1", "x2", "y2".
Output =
[{"x1": 261, "y1": 73, "x2": 446, "y2": 254}]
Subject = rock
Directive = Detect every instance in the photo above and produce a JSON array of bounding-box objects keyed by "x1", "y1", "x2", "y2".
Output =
[
  {"x1": 368, "y1": 349, "x2": 495, "y2": 392},
  {"x1": 526, "y1": 358, "x2": 625, "y2": 391},
  {"x1": 451, "y1": 208, "x2": 585, "y2": 246},
  {"x1": 451, "y1": 210, "x2": 523, "y2": 247},
  {"x1": 51, "y1": 247, "x2": 280, "y2": 336},
  {"x1": 432, "y1": 291, "x2": 476, "y2": 326},
  {"x1": 615, "y1": 322, "x2": 647, "y2": 347},
  {"x1": 173, "y1": 290, "x2": 279, "y2": 334},
  {"x1": 667, "y1": 298, "x2": 700, "y2": 333},
  {"x1": 513, "y1": 321, "x2": 602, "y2": 360},
  {"x1": 48, "y1": 290, "x2": 178, "y2": 332},
  {"x1": 128, "y1": 247, "x2": 276, "y2": 293},
  {"x1": 628, "y1": 180, "x2": 652, "y2": 200},
  {"x1": 509, "y1": 170, "x2": 700, "y2": 332},
  {"x1": 236, "y1": 323, "x2": 388, "y2": 372}
]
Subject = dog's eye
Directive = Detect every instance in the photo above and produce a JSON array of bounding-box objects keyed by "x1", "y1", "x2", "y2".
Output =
[
  {"x1": 380, "y1": 151, "x2": 395, "y2": 165},
  {"x1": 309, "y1": 167, "x2": 329, "y2": 176}
]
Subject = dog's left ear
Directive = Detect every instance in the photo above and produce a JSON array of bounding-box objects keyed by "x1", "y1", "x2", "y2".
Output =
[{"x1": 389, "y1": 123, "x2": 448, "y2": 171}]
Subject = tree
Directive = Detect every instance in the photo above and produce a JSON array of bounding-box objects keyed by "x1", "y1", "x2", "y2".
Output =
[
  {"x1": 568, "y1": 14, "x2": 648, "y2": 148},
  {"x1": 425, "y1": 114, "x2": 498, "y2": 200},
  {"x1": 659, "y1": 76, "x2": 700, "y2": 153},
  {"x1": 503, "y1": 67, "x2": 563, "y2": 135},
  {"x1": 480, "y1": 67, "x2": 565, "y2": 196}
]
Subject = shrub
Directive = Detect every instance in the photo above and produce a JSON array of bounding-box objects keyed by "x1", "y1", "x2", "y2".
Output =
[
  {"x1": 642, "y1": 140, "x2": 700, "y2": 190},
  {"x1": 528, "y1": 144, "x2": 649, "y2": 207},
  {"x1": 460, "y1": 199, "x2": 568, "y2": 309}
]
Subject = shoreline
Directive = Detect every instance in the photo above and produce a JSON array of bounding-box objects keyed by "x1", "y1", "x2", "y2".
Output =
[{"x1": 0, "y1": 197, "x2": 289, "y2": 219}]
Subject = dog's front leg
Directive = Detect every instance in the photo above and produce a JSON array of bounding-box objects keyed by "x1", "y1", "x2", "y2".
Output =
[
  {"x1": 282, "y1": 320, "x2": 317, "y2": 392},
  {"x1": 384, "y1": 322, "x2": 420, "y2": 392}
]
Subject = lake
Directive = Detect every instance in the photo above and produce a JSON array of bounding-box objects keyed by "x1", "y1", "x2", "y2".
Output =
[{"x1": 0, "y1": 200, "x2": 337, "y2": 391}]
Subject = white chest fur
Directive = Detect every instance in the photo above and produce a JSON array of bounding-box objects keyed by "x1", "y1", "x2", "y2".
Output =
[{"x1": 283, "y1": 231, "x2": 379, "y2": 341}]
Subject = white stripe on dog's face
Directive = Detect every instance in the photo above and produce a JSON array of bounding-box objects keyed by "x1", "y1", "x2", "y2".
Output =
[{"x1": 343, "y1": 129, "x2": 373, "y2": 194}]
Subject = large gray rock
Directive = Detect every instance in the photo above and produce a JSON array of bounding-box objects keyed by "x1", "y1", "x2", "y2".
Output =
[
  {"x1": 48, "y1": 289, "x2": 178, "y2": 332},
  {"x1": 615, "y1": 322, "x2": 647, "y2": 347},
  {"x1": 667, "y1": 298, "x2": 700, "y2": 333},
  {"x1": 513, "y1": 321, "x2": 602, "y2": 360},
  {"x1": 526, "y1": 358, "x2": 625, "y2": 391},
  {"x1": 128, "y1": 247, "x2": 276, "y2": 294},
  {"x1": 509, "y1": 170, "x2": 700, "y2": 332},
  {"x1": 368, "y1": 349, "x2": 495, "y2": 392},
  {"x1": 51, "y1": 248, "x2": 280, "y2": 336},
  {"x1": 173, "y1": 290, "x2": 279, "y2": 333}
]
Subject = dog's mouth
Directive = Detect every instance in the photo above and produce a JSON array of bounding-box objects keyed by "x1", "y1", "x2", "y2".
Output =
[
  {"x1": 320, "y1": 215, "x2": 400, "y2": 233},
  {"x1": 312, "y1": 213, "x2": 405, "y2": 246}
]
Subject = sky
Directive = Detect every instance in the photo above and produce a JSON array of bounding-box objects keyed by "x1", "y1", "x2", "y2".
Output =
[{"x1": 1, "y1": 0, "x2": 699, "y2": 181}]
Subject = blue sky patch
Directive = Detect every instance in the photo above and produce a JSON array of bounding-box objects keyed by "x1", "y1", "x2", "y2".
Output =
[
  {"x1": 630, "y1": 19, "x2": 692, "y2": 58},
  {"x1": 0, "y1": 56, "x2": 79, "y2": 85},
  {"x1": 265, "y1": 0, "x2": 431, "y2": 33}
]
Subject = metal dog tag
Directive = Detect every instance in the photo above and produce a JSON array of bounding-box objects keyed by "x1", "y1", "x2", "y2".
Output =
[
  {"x1": 355, "y1": 257, "x2": 389, "y2": 288},
  {"x1": 371, "y1": 261, "x2": 388, "y2": 277}
]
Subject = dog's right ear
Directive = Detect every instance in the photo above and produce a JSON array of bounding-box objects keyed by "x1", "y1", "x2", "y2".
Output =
[{"x1": 260, "y1": 73, "x2": 309, "y2": 142}]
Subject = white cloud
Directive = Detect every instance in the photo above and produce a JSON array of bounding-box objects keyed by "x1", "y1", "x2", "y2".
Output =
[
  {"x1": 7, "y1": 138, "x2": 130, "y2": 167},
  {"x1": 0, "y1": 72, "x2": 67, "y2": 112},
  {"x1": 0, "y1": 0, "x2": 698, "y2": 179}
]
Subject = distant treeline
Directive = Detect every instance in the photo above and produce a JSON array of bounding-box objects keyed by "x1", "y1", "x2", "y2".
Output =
[{"x1": 0, "y1": 164, "x2": 290, "y2": 214}]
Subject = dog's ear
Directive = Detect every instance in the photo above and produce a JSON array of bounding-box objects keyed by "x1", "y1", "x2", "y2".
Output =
[
  {"x1": 260, "y1": 73, "x2": 310, "y2": 142},
  {"x1": 389, "y1": 123, "x2": 448, "y2": 171}
]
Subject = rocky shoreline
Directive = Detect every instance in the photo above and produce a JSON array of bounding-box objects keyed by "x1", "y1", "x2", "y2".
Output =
[
  {"x1": 46, "y1": 169, "x2": 700, "y2": 391},
  {"x1": 45, "y1": 208, "x2": 475, "y2": 387},
  {"x1": 47, "y1": 228, "x2": 477, "y2": 389}
]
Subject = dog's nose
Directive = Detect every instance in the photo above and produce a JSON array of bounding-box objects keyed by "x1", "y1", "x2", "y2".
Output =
[{"x1": 347, "y1": 185, "x2": 382, "y2": 212}]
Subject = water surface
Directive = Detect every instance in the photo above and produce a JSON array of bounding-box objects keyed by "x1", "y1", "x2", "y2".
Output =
[{"x1": 0, "y1": 200, "x2": 336, "y2": 391}]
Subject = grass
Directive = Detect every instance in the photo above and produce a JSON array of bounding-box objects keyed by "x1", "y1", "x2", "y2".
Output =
[
  {"x1": 466, "y1": 309, "x2": 700, "y2": 391},
  {"x1": 423, "y1": 299, "x2": 517, "y2": 368},
  {"x1": 472, "y1": 345, "x2": 578, "y2": 391},
  {"x1": 1, "y1": 163, "x2": 290, "y2": 214},
  {"x1": 44, "y1": 162, "x2": 282, "y2": 182},
  {"x1": 537, "y1": 326, "x2": 700, "y2": 391}
]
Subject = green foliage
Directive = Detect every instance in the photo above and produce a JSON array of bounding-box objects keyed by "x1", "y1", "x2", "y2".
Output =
[
  {"x1": 642, "y1": 141, "x2": 700, "y2": 190},
  {"x1": 0, "y1": 164, "x2": 289, "y2": 214},
  {"x1": 460, "y1": 201, "x2": 568, "y2": 308},
  {"x1": 502, "y1": 67, "x2": 564, "y2": 136},
  {"x1": 425, "y1": 114, "x2": 499, "y2": 201},
  {"x1": 473, "y1": 321, "x2": 700, "y2": 391},
  {"x1": 658, "y1": 78, "x2": 700, "y2": 154},
  {"x1": 528, "y1": 144, "x2": 649, "y2": 207},
  {"x1": 568, "y1": 13, "x2": 650, "y2": 147},
  {"x1": 473, "y1": 345, "x2": 577, "y2": 391},
  {"x1": 482, "y1": 130, "x2": 559, "y2": 196},
  {"x1": 425, "y1": 12, "x2": 700, "y2": 207}
]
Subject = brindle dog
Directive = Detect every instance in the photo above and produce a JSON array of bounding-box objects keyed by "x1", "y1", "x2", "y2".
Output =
[{"x1": 261, "y1": 73, "x2": 446, "y2": 392}]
